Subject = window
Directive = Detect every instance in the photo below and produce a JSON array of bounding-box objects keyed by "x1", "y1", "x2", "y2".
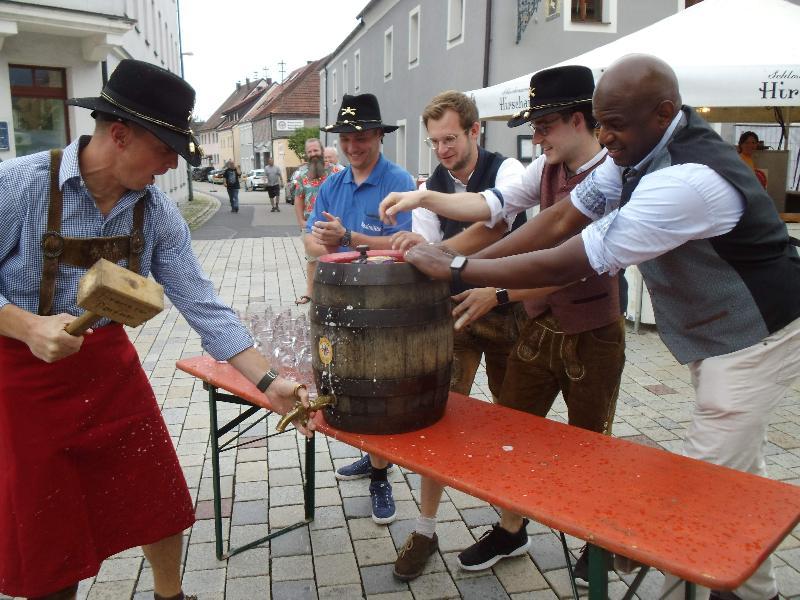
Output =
[
  {"x1": 409, "y1": 7, "x2": 420, "y2": 68},
  {"x1": 571, "y1": 0, "x2": 604, "y2": 23},
  {"x1": 447, "y1": 0, "x2": 464, "y2": 48},
  {"x1": 395, "y1": 119, "x2": 406, "y2": 169},
  {"x1": 342, "y1": 60, "x2": 349, "y2": 95},
  {"x1": 354, "y1": 50, "x2": 361, "y2": 91},
  {"x1": 565, "y1": 0, "x2": 617, "y2": 32},
  {"x1": 331, "y1": 69, "x2": 337, "y2": 104},
  {"x1": 384, "y1": 27, "x2": 393, "y2": 81},
  {"x1": 9, "y1": 65, "x2": 69, "y2": 157}
]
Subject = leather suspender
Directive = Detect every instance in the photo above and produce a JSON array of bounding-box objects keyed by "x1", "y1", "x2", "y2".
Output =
[{"x1": 38, "y1": 149, "x2": 146, "y2": 316}]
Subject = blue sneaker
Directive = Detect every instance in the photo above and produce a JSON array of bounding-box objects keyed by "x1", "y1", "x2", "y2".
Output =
[
  {"x1": 335, "y1": 454, "x2": 394, "y2": 480},
  {"x1": 369, "y1": 480, "x2": 396, "y2": 524}
]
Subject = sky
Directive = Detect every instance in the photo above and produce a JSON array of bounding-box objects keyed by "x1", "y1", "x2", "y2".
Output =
[{"x1": 180, "y1": 1, "x2": 367, "y2": 121}]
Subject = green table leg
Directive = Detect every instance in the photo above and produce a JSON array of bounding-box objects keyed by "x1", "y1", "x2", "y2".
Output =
[
  {"x1": 588, "y1": 544, "x2": 610, "y2": 600},
  {"x1": 205, "y1": 384, "x2": 316, "y2": 560},
  {"x1": 207, "y1": 385, "x2": 225, "y2": 560}
]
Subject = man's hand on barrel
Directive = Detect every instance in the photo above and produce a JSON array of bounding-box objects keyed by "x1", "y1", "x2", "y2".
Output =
[
  {"x1": 380, "y1": 191, "x2": 425, "y2": 225},
  {"x1": 390, "y1": 231, "x2": 427, "y2": 253},
  {"x1": 28, "y1": 313, "x2": 89, "y2": 362},
  {"x1": 312, "y1": 212, "x2": 347, "y2": 249},
  {"x1": 265, "y1": 376, "x2": 315, "y2": 437},
  {"x1": 404, "y1": 244, "x2": 456, "y2": 281},
  {"x1": 451, "y1": 288, "x2": 498, "y2": 331}
]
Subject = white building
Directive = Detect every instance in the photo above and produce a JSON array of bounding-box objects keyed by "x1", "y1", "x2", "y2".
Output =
[{"x1": 0, "y1": 0, "x2": 190, "y2": 202}]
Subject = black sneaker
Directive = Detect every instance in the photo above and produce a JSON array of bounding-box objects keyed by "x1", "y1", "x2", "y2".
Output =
[
  {"x1": 572, "y1": 545, "x2": 613, "y2": 587},
  {"x1": 456, "y1": 519, "x2": 531, "y2": 571}
]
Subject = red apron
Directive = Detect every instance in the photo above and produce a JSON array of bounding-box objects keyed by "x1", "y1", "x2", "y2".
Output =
[{"x1": 0, "y1": 324, "x2": 195, "y2": 597}]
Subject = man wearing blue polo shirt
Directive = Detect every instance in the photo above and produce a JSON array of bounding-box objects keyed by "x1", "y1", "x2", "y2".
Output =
[{"x1": 305, "y1": 92, "x2": 414, "y2": 525}]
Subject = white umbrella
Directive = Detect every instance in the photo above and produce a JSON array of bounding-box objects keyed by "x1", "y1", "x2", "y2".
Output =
[{"x1": 469, "y1": 0, "x2": 800, "y2": 123}]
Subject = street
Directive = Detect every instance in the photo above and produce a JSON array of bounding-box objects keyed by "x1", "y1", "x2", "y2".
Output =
[{"x1": 192, "y1": 181, "x2": 300, "y2": 240}]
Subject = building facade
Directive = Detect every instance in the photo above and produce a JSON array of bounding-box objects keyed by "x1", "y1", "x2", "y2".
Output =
[
  {"x1": 321, "y1": 0, "x2": 702, "y2": 177},
  {"x1": 0, "y1": 0, "x2": 191, "y2": 201}
]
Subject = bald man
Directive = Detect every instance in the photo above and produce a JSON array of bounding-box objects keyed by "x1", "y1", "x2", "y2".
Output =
[{"x1": 400, "y1": 54, "x2": 800, "y2": 600}]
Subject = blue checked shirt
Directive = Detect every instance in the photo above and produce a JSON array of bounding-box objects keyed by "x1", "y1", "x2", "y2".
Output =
[{"x1": 0, "y1": 137, "x2": 253, "y2": 360}]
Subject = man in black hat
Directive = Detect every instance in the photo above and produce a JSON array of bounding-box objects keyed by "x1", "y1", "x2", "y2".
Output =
[
  {"x1": 0, "y1": 59, "x2": 310, "y2": 600},
  {"x1": 381, "y1": 67, "x2": 624, "y2": 581},
  {"x1": 307, "y1": 92, "x2": 415, "y2": 526}
]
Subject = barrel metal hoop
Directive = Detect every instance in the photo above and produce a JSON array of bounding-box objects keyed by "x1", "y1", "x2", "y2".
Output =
[
  {"x1": 314, "y1": 262, "x2": 426, "y2": 286},
  {"x1": 329, "y1": 365, "x2": 451, "y2": 397},
  {"x1": 311, "y1": 299, "x2": 451, "y2": 328}
]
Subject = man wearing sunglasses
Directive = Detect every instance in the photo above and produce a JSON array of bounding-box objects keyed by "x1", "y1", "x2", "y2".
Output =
[{"x1": 381, "y1": 67, "x2": 624, "y2": 584}]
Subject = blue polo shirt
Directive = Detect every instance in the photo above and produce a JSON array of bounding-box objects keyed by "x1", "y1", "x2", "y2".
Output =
[{"x1": 305, "y1": 154, "x2": 414, "y2": 252}]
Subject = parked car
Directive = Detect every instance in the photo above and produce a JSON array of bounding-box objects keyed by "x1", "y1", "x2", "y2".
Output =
[
  {"x1": 192, "y1": 166, "x2": 213, "y2": 182},
  {"x1": 208, "y1": 169, "x2": 224, "y2": 185},
  {"x1": 243, "y1": 168, "x2": 267, "y2": 191}
]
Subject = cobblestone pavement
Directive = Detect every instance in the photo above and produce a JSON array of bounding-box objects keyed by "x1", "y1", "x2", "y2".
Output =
[{"x1": 5, "y1": 236, "x2": 800, "y2": 600}]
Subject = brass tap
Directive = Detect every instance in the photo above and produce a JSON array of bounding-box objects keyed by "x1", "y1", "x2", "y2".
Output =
[{"x1": 276, "y1": 393, "x2": 336, "y2": 433}]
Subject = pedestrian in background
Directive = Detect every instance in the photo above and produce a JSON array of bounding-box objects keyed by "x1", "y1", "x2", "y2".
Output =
[
  {"x1": 223, "y1": 159, "x2": 241, "y2": 213},
  {"x1": 263, "y1": 157, "x2": 283, "y2": 212}
]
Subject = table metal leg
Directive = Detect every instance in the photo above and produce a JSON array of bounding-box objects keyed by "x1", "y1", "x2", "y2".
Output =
[
  {"x1": 304, "y1": 434, "x2": 315, "y2": 521},
  {"x1": 207, "y1": 386, "x2": 224, "y2": 560},
  {"x1": 587, "y1": 544, "x2": 610, "y2": 600},
  {"x1": 204, "y1": 384, "x2": 315, "y2": 560}
]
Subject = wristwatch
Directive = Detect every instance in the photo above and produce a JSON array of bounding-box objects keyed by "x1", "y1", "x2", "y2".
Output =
[
  {"x1": 495, "y1": 288, "x2": 510, "y2": 306},
  {"x1": 450, "y1": 255, "x2": 468, "y2": 286},
  {"x1": 340, "y1": 229, "x2": 352, "y2": 248},
  {"x1": 256, "y1": 369, "x2": 279, "y2": 392}
]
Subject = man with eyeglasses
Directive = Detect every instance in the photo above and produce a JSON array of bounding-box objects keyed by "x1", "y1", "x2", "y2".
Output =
[
  {"x1": 381, "y1": 67, "x2": 625, "y2": 583},
  {"x1": 382, "y1": 90, "x2": 527, "y2": 581}
]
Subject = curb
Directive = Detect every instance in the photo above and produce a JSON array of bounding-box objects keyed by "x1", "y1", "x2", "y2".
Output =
[{"x1": 180, "y1": 192, "x2": 220, "y2": 231}]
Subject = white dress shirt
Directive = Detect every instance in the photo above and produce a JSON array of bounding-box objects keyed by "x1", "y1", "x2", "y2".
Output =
[
  {"x1": 412, "y1": 156, "x2": 525, "y2": 242},
  {"x1": 480, "y1": 148, "x2": 608, "y2": 229},
  {"x1": 572, "y1": 113, "x2": 745, "y2": 275}
]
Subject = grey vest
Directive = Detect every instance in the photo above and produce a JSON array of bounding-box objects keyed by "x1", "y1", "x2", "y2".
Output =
[{"x1": 622, "y1": 107, "x2": 800, "y2": 364}]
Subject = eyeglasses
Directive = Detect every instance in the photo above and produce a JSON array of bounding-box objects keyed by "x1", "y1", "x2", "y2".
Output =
[
  {"x1": 527, "y1": 116, "x2": 562, "y2": 137},
  {"x1": 424, "y1": 129, "x2": 468, "y2": 150}
]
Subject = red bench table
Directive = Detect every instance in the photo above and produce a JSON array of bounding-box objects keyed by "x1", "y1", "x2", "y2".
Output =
[{"x1": 177, "y1": 355, "x2": 800, "y2": 598}]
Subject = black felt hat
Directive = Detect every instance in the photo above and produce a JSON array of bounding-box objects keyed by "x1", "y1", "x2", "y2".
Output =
[
  {"x1": 67, "y1": 59, "x2": 203, "y2": 166},
  {"x1": 507, "y1": 65, "x2": 595, "y2": 128},
  {"x1": 322, "y1": 93, "x2": 398, "y2": 133}
]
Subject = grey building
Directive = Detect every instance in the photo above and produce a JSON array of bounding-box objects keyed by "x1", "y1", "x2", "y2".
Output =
[{"x1": 321, "y1": 0, "x2": 701, "y2": 177}]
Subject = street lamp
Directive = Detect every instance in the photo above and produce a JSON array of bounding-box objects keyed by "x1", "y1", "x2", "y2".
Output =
[{"x1": 176, "y1": 0, "x2": 194, "y2": 202}]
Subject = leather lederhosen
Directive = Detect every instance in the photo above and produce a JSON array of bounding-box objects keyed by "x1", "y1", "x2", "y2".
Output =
[{"x1": 38, "y1": 149, "x2": 145, "y2": 316}]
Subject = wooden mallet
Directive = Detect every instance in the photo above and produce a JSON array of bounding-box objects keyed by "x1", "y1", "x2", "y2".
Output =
[{"x1": 65, "y1": 258, "x2": 164, "y2": 336}]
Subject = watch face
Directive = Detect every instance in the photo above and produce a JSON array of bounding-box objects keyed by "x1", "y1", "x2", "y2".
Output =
[{"x1": 451, "y1": 255, "x2": 467, "y2": 270}]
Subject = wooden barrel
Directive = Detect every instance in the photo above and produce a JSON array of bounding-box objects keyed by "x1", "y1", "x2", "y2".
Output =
[{"x1": 310, "y1": 250, "x2": 453, "y2": 434}]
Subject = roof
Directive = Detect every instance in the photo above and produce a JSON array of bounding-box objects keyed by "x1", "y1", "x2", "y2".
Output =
[
  {"x1": 247, "y1": 58, "x2": 327, "y2": 122},
  {"x1": 196, "y1": 79, "x2": 267, "y2": 133}
]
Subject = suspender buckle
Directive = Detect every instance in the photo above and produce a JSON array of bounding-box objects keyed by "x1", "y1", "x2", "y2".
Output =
[{"x1": 41, "y1": 231, "x2": 65, "y2": 258}]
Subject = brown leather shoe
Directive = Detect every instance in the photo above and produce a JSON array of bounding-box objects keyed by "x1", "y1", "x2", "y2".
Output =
[{"x1": 393, "y1": 531, "x2": 439, "y2": 581}]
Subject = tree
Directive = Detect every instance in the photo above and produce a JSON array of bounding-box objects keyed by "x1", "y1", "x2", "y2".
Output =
[{"x1": 287, "y1": 127, "x2": 321, "y2": 161}]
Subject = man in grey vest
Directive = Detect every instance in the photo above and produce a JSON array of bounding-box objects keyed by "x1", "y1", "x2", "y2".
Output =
[{"x1": 398, "y1": 54, "x2": 800, "y2": 600}]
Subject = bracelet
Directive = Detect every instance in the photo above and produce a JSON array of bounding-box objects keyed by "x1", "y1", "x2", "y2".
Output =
[{"x1": 256, "y1": 369, "x2": 279, "y2": 392}]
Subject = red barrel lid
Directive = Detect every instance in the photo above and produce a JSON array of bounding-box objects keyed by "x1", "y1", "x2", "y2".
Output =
[{"x1": 319, "y1": 249, "x2": 405, "y2": 264}]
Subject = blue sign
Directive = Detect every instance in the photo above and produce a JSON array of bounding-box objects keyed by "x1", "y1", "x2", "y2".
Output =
[{"x1": 0, "y1": 122, "x2": 8, "y2": 151}]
